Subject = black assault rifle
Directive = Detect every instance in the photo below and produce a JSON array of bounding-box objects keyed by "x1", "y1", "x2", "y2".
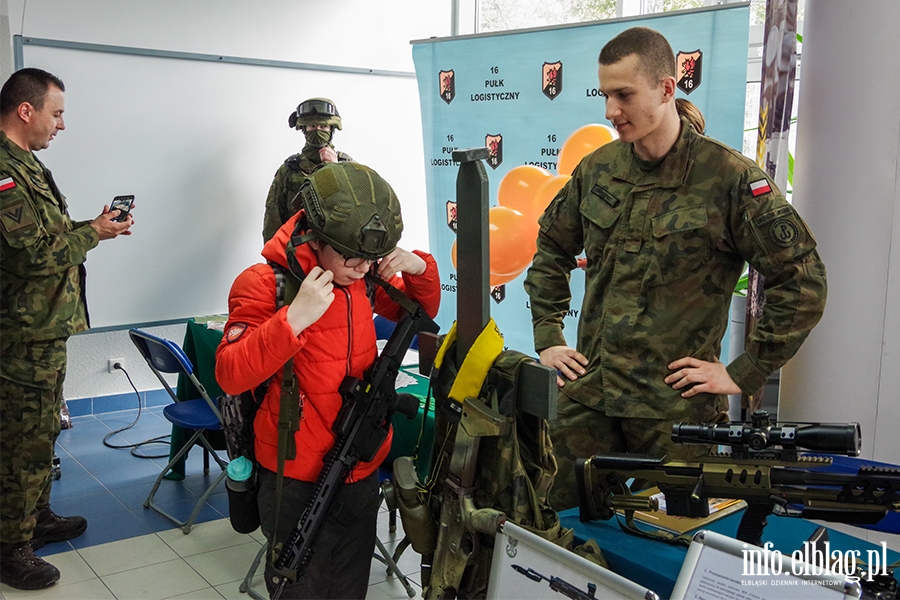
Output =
[
  {"x1": 576, "y1": 410, "x2": 900, "y2": 547},
  {"x1": 512, "y1": 565, "x2": 598, "y2": 600},
  {"x1": 271, "y1": 277, "x2": 439, "y2": 599}
]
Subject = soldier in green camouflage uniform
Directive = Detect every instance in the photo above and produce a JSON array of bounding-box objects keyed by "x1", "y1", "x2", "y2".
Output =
[
  {"x1": 524, "y1": 28, "x2": 827, "y2": 511},
  {"x1": 262, "y1": 97, "x2": 353, "y2": 242},
  {"x1": 0, "y1": 68, "x2": 133, "y2": 590}
]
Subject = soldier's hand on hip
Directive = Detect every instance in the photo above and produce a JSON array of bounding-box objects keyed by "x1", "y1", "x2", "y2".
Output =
[
  {"x1": 90, "y1": 205, "x2": 134, "y2": 240},
  {"x1": 539, "y1": 345, "x2": 588, "y2": 387},
  {"x1": 665, "y1": 356, "x2": 741, "y2": 397}
]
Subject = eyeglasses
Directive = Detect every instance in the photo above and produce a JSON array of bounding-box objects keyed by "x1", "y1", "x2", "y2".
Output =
[{"x1": 332, "y1": 246, "x2": 378, "y2": 268}]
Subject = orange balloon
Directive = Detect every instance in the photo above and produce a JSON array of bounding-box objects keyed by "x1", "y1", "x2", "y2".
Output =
[
  {"x1": 490, "y1": 206, "x2": 536, "y2": 287},
  {"x1": 497, "y1": 165, "x2": 551, "y2": 216},
  {"x1": 558, "y1": 124, "x2": 617, "y2": 176},
  {"x1": 448, "y1": 207, "x2": 536, "y2": 288}
]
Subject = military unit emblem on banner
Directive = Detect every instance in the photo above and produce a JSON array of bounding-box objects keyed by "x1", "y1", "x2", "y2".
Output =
[
  {"x1": 445, "y1": 201, "x2": 458, "y2": 232},
  {"x1": 542, "y1": 61, "x2": 562, "y2": 100},
  {"x1": 439, "y1": 70, "x2": 456, "y2": 104},
  {"x1": 485, "y1": 134, "x2": 503, "y2": 169},
  {"x1": 676, "y1": 50, "x2": 702, "y2": 95}
]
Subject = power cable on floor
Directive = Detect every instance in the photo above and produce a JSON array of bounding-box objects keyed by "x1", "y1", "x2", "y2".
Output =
[{"x1": 103, "y1": 362, "x2": 170, "y2": 458}]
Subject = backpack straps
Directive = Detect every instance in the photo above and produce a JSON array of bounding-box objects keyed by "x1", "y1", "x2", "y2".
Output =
[
  {"x1": 268, "y1": 260, "x2": 305, "y2": 550},
  {"x1": 269, "y1": 262, "x2": 303, "y2": 461}
]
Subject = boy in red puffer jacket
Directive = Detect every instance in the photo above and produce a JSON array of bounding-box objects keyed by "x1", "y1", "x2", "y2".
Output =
[{"x1": 216, "y1": 162, "x2": 440, "y2": 599}]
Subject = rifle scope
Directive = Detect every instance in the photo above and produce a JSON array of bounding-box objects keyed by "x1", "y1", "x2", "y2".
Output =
[{"x1": 672, "y1": 410, "x2": 861, "y2": 456}]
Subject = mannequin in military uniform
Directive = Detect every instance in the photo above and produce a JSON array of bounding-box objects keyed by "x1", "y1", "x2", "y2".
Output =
[
  {"x1": 1, "y1": 68, "x2": 134, "y2": 590},
  {"x1": 262, "y1": 97, "x2": 353, "y2": 242}
]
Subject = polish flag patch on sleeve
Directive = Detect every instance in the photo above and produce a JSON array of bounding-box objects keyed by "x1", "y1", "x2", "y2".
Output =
[
  {"x1": 0, "y1": 177, "x2": 17, "y2": 192},
  {"x1": 749, "y1": 179, "x2": 772, "y2": 197}
]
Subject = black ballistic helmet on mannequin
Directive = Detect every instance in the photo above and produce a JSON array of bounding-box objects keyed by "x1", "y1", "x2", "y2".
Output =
[
  {"x1": 288, "y1": 97, "x2": 343, "y2": 130},
  {"x1": 296, "y1": 162, "x2": 403, "y2": 260}
]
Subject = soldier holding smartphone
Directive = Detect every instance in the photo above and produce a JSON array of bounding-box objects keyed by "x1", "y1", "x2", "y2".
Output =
[{"x1": 0, "y1": 68, "x2": 134, "y2": 590}]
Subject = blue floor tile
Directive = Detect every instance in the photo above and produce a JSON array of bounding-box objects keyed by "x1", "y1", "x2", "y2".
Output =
[
  {"x1": 180, "y1": 472, "x2": 228, "y2": 497},
  {"x1": 49, "y1": 468, "x2": 106, "y2": 500},
  {"x1": 34, "y1": 540, "x2": 75, "y2": 558},
  {"x1": 55, "y1": 417, "x2": 114, "y2": 454},
  {"x1": 53, "y1": 447, "x2": 88, "y2": 477},
  {"x1": 51, "y1": 489, "x2": 130, "y2": 521},
  {"x1": 42, "y1": 407, "x2": 232, "y2": 551},
  {"x1": 95, "y1": 462, "x2": 165, "y2": 490},
  {"x1": 68, "y1": 511, "x2": 155, "y2": 549},
  {"x1": 206, "y1": 490, "x2": 231, "y2": 517},
  {"x1": 109, "y1": 478, "x2": 199, "y2": 510}
]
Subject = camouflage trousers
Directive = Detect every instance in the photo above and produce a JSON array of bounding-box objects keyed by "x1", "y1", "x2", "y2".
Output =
[
  {"x1": 0, "y1": 338, "x2": 67, "y2": 543},
  {"x1": 548, "y1": 393, "x2": 727, "y2": 511}
]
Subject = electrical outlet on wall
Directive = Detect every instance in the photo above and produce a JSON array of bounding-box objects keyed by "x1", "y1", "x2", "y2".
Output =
[{"x1": 108, "y1": 358, "x2": 124, "y2": 373}]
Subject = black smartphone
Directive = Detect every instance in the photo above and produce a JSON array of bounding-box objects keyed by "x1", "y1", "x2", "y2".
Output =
[{"x1": 110, "y1": 195, "x2": 134, "y2": 222}]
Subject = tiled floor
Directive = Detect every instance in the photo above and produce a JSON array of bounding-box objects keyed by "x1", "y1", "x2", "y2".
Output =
[{"x1": 0, "y1": 408, "x2": 421, "y2": 600}]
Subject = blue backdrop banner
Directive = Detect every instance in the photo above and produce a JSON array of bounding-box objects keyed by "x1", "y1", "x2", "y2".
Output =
[{"x1": 412, "y1": 4, "x2": 750, "y2": 353}]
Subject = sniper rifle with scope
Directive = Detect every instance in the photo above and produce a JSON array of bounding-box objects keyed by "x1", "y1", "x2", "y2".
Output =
[{"x1": 575, "y1": 410, "x2": 900, "y2": 547}]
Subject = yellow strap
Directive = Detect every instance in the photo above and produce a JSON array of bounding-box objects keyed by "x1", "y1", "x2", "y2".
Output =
[
  {"x1": 436, "y1": 318, "x2": 505, "y2": 404},
  {"x1": 432, "y1": 321, "x2": 457, "y2": 370}
]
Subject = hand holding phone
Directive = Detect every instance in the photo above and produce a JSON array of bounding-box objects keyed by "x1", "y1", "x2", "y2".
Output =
[{"x1": 110, "y1": 195, "x2": 134, "y2": 222}]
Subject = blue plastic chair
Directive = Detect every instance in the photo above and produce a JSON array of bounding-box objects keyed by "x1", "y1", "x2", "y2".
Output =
[
  {"x1": 129, "y1": 328, "x2": 228, "y2": 533},
  {"x1": 374, "y1": 314, "x2": 418, "y2": 350}
]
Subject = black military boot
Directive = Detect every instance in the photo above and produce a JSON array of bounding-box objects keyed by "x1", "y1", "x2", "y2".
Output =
[
  {"x1": 0, "y1": 541, "x2": 61, "y2": 590},
  {"x1": 30, "y1": 507, "x2": 88, "y2": 550}
]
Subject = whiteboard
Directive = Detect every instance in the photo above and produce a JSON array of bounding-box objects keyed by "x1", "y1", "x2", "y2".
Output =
[{"x1": 20, "y1": 41, "x2": 425, "y2": 328}]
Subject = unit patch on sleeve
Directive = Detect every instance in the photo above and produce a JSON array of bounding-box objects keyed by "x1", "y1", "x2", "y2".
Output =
[
  {"x1": 225, "y1": 323, "x2": 248, "y2": 343},
  {"x1": 749, "y1": 179, "x2": 772, "y2": 197},
  {"x1": 0, "y1": 202, "x2": 35, "y2": 233},
  {"x1": 770, "y1": 218, "x2": 800, "y2": 247}
]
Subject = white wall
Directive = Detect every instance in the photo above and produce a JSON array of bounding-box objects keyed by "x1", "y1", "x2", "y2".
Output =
[
  {"x1": 780, "y1": 0, "x2": 900, "y2": 466},
  {"x1": 779, "y1": 0, "x2": 900, "y2": 550},
  {"x1": 4, "y1": 0, "x2": 452, "y2": 400}
]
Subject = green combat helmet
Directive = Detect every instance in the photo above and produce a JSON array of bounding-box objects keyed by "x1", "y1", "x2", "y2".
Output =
[
  {"x1": 288, "y1": 97, "x2": 343, "y2": 130},
  {"x1": 293, "y1": 162, "x2": 403, "y2": 261}
]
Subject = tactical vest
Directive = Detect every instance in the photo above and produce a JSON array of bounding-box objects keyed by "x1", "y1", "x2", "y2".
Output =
[{"x1": 424, "y1": 339, "x2": 574, "y2": 598}]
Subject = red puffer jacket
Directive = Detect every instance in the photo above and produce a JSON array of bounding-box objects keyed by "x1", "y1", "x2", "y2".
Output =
[{"x1": 215, "y1": 213, "x2": 440, "y2": 482}]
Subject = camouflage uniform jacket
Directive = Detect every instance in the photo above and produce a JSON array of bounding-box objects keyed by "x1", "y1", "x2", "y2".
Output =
[
  {"x1": 0, "y1": 131, "x2": 98, "y2": 344},
  {"x1": 261, "y1": 145, "x2": 352, "y2": 242},
  {"x1": 524, "y1": 119, "x2": 827, "y2": 420}
]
